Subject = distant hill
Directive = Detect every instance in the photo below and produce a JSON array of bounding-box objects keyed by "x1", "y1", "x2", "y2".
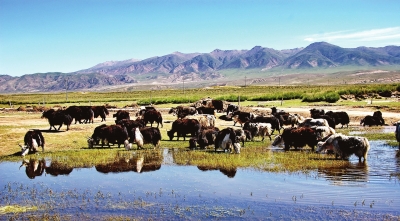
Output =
[{"x1": 1, "y1": 42, "x2": 400, "y2": 93}]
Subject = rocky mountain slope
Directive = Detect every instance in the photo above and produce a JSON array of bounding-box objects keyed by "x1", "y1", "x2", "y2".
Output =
[{"x1": 1, "y1": 42, "x2": 400, "y2": 93}]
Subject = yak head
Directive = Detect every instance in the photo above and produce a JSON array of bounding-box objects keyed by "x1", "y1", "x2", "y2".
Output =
[
  {"x1": 271, "y1": 135, "x2": 283, "y2": 146},
  {"x1": 233, "y1": 141, "x2": 241, "y2": 154},
  {"x1": 189, "y1": 138, "x2": 197, "y2": 149},
  {"x1": 19, "y1": 138, "x2": 38, "y2": 156},
  {"x1": 124, "y1": 140, "x2": 132, "y2": 150},
  {"x1": 87, "y1": 137, "x2": 95, "y2": 149},
  {"x1": 315, "y1": 141, "x2": 326, "y2": 153},
  {"x1": 19, "y1": 144, "x2": 30, "y2": 156},
  {"x1": 168, "y1": 108, "x2": 177, "y2": 115}
]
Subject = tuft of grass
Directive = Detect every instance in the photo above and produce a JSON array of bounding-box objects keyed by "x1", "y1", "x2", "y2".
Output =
[{"x1": 0, "y1": 205, "x2": 38, "y2": 214}]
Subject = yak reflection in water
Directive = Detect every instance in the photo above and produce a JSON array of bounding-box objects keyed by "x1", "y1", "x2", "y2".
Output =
[
  {"x1": 197, "y1": 165, "x2": 237, "y2": 178},
  {"x1": 318, "y1": 161, "x2": 369, "y2": 185},
  {"x1": 20, "y1": 159, "x2": 73, "y2": 179},
  {"x1": 95, "y1": 151, "x2": 162, "y2": 174}
]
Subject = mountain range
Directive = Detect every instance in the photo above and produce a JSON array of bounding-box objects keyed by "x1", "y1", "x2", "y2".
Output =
[{"x1": 1, "y1": 42, "x2": 400, "y2": 93}]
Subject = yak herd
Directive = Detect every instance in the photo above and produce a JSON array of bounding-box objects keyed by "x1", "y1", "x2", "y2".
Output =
[{"x1": 19, "y1": 98, "x2": 400, "y2": 162}]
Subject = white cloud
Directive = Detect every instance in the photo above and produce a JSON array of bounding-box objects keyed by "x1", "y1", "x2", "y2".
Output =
[{"x1": 304, "y1": 27, "x2": 400, "y2": 45}]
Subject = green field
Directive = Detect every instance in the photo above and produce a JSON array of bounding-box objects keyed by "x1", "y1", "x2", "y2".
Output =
[{"x1": 1, "y1": 83, "x2": 399, "y2": 108}]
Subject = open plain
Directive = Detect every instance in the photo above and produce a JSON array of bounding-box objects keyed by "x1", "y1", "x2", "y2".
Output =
[{"x1": 0, "y1": 86, "x2": 400, "y2": 220}]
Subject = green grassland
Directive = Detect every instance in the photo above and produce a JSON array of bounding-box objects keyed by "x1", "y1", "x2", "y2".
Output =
[
  {"x1": 0, "y1": 83, "x2": 399, "y2": 173},
  {"x1": 1, "y1": 83, "x2": 399, "y2": 108}
]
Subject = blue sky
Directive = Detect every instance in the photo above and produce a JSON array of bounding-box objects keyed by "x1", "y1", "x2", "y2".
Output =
[{"x1": 1, "y1": 0, "x2": 400, "y2": 76}]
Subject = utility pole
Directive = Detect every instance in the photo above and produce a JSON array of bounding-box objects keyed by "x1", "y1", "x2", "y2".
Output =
[
  {"x1": 279, "y1": 77, "x2": 281, "y2": 86},
  {"x1": 183, "y1": 78, "x2": 185, "y2": 95}
]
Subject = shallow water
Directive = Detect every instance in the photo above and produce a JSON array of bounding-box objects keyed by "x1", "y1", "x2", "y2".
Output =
[{"x1": 1, "y1": 141, "x2": 399, "y2": 220}]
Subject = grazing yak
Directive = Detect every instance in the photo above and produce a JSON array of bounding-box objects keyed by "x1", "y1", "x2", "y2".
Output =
[
  {"x1": 167, "y1": 118, "x2": 201, "y2": 141},
  {"x1": 309, "y1": 108, "x2": 325, "y2": 118},
  {"x1": 271, "y1": 107, "x2": 285, "y2": 115},
  {"x1": 116, "y1": 118, "x2": 145, "y2": 141},
  {"x1": 312, "y1": 114, "x2": 336, "y2": 129},
  {"x1": 373, "y1": 111, "x2": 385, "y2": 125},
  {"x1": 200, "y1": 99, "x2": 224, "y2": 113},
  {"x1": 279, "y1": 113, "x2": 303, "y2": 128},
  {"x1": 91, "y1": 106, "x2": 109, "y2": 122},
  {"x1": 190, "y1": 127, "x2": 220, "y2": 149},
  {"x1": 243, "y1": 122, "x2": 272, "y2": 141},
  {"x1": 136, "y1": 106, "x2": 156, "y2": 117},
  {"x1": 87, "y1": 125, "x2": 131, "y2": 149},
  {"x1": 214, "y1": 127, "x2": 241, "y2": 153},
  {"x1": 198, "y1": 115, "x2": 216, "y2": 128},
  {"x1": 169, "y1": 106, "x2": 198, "y2": 119},
  {"x1": 298, "y1": 118, "x2": 329, "y2": 128},
  {"x1": 234, "y1": 129, "x2": 247, "y2": 147},
  {"x1": 19, "y1": 130, "x2": 45, "y2": 156},
  {"x1": 316, "y1": 133, "x2": 370, "y2": 162},
  {"x1": 227, "y1": 111, "x2": 254, "y2": 127},
  {"x1": 143, "y1": 109, "x2": 163, "y2": 128},
  {"x1": 312, "y1": 126, "x2": 336, "y2": 141},
  {"x1": 64, "y1": 106, "x2": 94, "y2": 124},
  {"x1": 113, "y1": 110, "x2": 130, "y2": 123},
  {"x1": 226, "y1": 104, "x2": 239, "y2": 115},
  {"x1": 196, "y1": 106, "x2": 216, "y2": 115},
  {"x1": 252, "y1": 115, "x2": 281, "y2": 134},
  {"x1": 271, "y1": 107, "x2": 289, "y2": 127},
  {"x1": 360, "y1": 115, "x2": 384, "y2": 127},
  {"x1": 325, "y1": 111, "x2": 350, "y2": 128},
  {"x1": 41, "y1": 109, "x2": 73, "y2": 131},
  {"x1": 272, "y1": 127, "x2": 319, "y2": 151},
  {"x1": 129, "y1": 127, "x2": 162, "y2": 150}
]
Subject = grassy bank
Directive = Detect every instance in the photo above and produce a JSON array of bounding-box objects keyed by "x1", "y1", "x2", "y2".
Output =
[{"x1": 1, "y1": 83, "x2": 399, "y2": 108}]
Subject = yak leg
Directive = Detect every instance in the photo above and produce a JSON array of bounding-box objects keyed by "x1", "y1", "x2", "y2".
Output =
[{"x1": 57, "y1": 124, "x2": 62, "y2": 130}]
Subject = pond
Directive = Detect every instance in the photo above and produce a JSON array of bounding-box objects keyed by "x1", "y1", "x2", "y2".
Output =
[{"x1": 1, "y1": 141, "x2": 400, "y2": 220}]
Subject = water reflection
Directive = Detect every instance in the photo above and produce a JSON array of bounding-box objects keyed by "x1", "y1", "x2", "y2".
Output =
[
  {"x1": 19, "y1": 159, "x2": 74, "y2": 179},
  {"x1": 197, "y1": 165, "x2": 237, "y2": 178},
  {"x1": 318, "y1": 161, "x2": 369, "y2": 185},
  {"x1": 45, "y1": 161, "x2": 73, "y2": 176},
  {"x1": 349, "y1": 126, "x2": 396, "y2": 135},
  {"x1": 19, "y1": 158, "x2": 46, "y2": 179},
  {"x1": 95, "y1": 151, "x2": 162, "y2": 174}
]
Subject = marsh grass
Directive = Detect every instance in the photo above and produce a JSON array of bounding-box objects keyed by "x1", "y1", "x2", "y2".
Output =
[
  {"x1": 172, "y1": 146, "x2": 348, "y2": 173},
  {"x1": 0, "y1": 205, "x2": 38, "y2": 214}
]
